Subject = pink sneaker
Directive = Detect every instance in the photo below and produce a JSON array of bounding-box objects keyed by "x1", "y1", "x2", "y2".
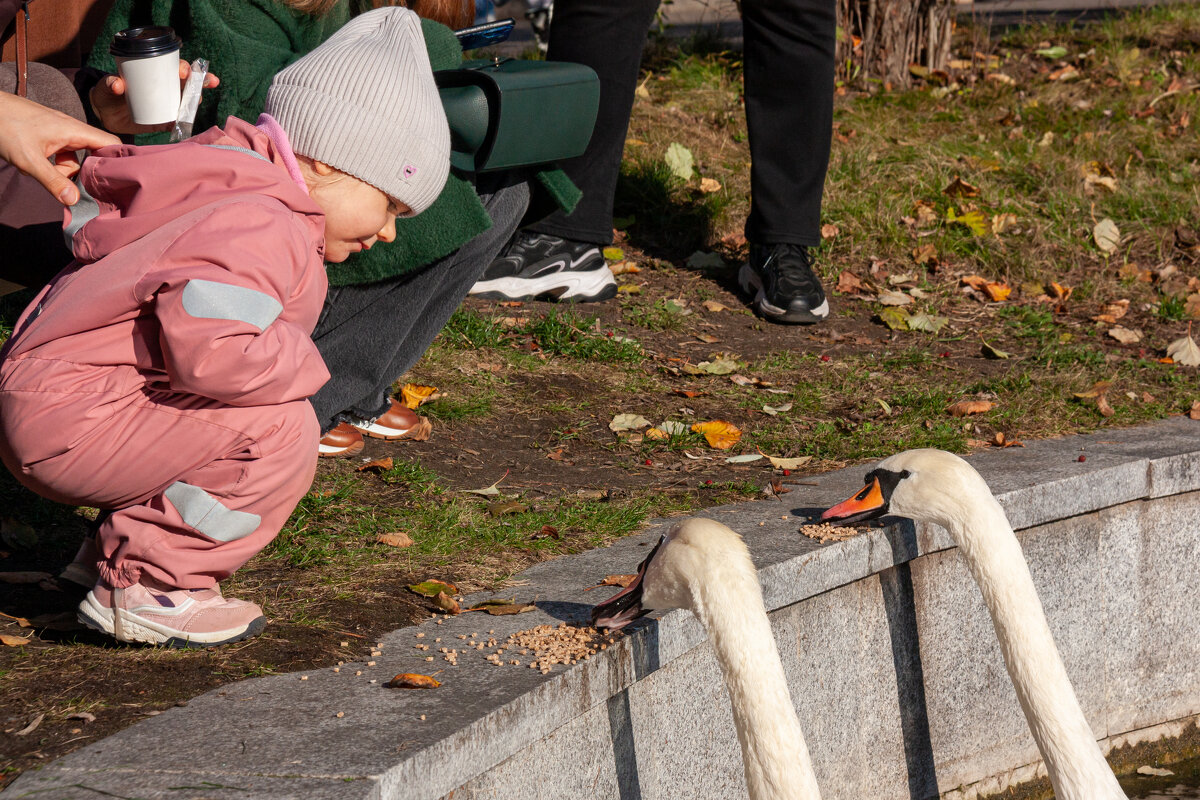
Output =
[{"x1": 78, "y1": 580, "x2": 267, "y2": 647}]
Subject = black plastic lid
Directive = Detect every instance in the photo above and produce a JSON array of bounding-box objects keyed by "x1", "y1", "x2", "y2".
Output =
[{"x1": 110, "y1": 26, "x2": 182, "y2": 58}]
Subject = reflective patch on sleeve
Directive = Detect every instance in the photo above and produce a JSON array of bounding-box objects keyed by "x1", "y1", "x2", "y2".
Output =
[
  {"x1": 164, "y1": 482, "x2": 261, "y2": 542},
  {"x1": 62, "y1": 174, "x2": 101, "y2": 247},
  {"x1": 180, "y1": 279, "x2": 283, "y2": 332}
]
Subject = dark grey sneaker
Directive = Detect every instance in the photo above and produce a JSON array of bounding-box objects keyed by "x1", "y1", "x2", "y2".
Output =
[
  {"x1": 469, "y1": 232, "x2": 617, "y2": 302},
  {"x1": 738, "y1": 243, "x2": 830, "y2": 324}
]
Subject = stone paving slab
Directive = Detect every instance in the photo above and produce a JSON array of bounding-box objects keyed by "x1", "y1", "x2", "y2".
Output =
[{"x1": 7, "y1": 417, "x2": 1200, "y2": 799}]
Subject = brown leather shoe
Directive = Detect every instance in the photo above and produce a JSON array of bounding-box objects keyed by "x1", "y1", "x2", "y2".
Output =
[
  {"x1": 318, "y1": 423, "x2": 365, "y2": 458},
  {"x1": 349, "y1": 399, "x2": 431, "y2": 440}
]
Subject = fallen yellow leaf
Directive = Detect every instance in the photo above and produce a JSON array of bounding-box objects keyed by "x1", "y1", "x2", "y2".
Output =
[
  {"x1": 385, "y1": 673, "x2": 441, "y2": 689},
  {"x1": 401, "y1": 384, "x2": 437, "y2": 410},
  {"x1": 983, "y1": 282, "x2": 1012, "y2": 302},
  {"x1": 691, "y1": 420, "x2": 743, "y2": 450}
]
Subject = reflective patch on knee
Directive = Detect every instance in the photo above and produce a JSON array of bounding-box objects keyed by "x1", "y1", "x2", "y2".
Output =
[
  {"x1": 181, "y1": 279, "x2": 283, "y2": 332},
  {"x1": 164, "y1": 482, "x2": 261, "y2": 542}
]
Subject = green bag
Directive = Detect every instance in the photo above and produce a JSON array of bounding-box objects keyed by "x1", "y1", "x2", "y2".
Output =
[{"x1": 436, "y1": 58, "x2": 600, "y2": 173}]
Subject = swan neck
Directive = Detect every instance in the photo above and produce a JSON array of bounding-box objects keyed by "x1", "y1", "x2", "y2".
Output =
[
  {"x1": 941, "y1": 496, "x2": 1126, "y2": 800},
  {"x1": 691, "y1": 575, "x2": 822, "y2": 800}
]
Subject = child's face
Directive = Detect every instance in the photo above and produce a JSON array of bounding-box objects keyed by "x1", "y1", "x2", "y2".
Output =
[{"x1": 307, "y1": 168, "x2": 408, "y2": 263}]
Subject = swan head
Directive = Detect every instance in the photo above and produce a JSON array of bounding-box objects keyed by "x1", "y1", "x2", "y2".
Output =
[
  {"x1": 590, "y1": 517, "x2": 751, "y2": 631},
  {"x1": 820, "y1": 448, "x2": 993, "y2": 529}
]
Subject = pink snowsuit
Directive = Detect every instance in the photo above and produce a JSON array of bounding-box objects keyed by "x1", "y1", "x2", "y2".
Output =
[{"x1": 0, "y1": 116, "x2": 330, "y2": 591}]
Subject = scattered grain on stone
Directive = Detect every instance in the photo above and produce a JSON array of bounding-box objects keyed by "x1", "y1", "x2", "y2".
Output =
[
  {"x1": 367, "y1": 661, "x2": 376, "y2": 666},
  {"x1": 799, "y1": 522, "x2": 863, "y2": 543},
  {"x1": 336, "y1": 711, "x2": 344, "y2": 718},
  {"x1": 300, "y1": 676, "x2": 308, "y2": 681},
  {"x1": 425, "y1": 656, "x2": 434, "y2": 662},
  {"x1": 415, "y1": 632, "x2": 425, "y2": 638},
  {"x1": 499, "y1": 623, "x2": 620, "y2": 673},
  {"x1": 355, "y1": 670, "x2": 363, "y2": 676}
]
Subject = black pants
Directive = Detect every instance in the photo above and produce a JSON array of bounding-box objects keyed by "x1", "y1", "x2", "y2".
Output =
[
  {"x1": 309, "y1": 173, "x2": 530, "y2": 432},
  {"x1": 528, "y1": 0, "x2": 835, "y2": 249}
]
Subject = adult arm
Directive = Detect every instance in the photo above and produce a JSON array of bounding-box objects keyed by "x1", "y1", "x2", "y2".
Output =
[{"x1": 0, "y1": 92, "x2": 119, "y2": 204}]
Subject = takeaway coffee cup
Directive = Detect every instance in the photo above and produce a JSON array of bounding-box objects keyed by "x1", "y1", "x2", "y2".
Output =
[{"x1": 110, "y1": 26, "x2": 183, "y2": 125}]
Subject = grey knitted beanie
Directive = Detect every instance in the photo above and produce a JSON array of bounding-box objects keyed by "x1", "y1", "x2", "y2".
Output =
[{"x1": 265, "y1": 7, "x2": 450, "y2": 216}]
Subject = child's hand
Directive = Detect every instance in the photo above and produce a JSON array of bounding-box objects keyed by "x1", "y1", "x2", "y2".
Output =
[{"x1": 90, "y1": 61, "x2": 221, "y2": 135}]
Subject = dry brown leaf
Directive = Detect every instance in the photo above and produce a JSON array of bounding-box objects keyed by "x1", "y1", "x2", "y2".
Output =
[
  {"x1": 0, "y1": 611, "x2": 31, "y2": 628},
  {"x1": 433, "y1": 591, "x2": 461, "y2": 614},
  {"x1": 991, "y1": 432, "x2": 1025, "y2": 447},
  {"x1": 1108, "y1": 326, "x2": 1142, "y2": 344},
  {"x1": 694, "y1": 333, "x2": 719, "y2": 344},
  {"x1": 15, "y1": 712, "x2": 44, "y2": 736},
  {"x1": 644, "y1": 428, "x2": 669, "y2": 441},
  {"x1": 835, "y1": 271, "x2": 870, "y2": 296},
  {"x1": 356, "y1": 457, "x2": 393, "y2": 473},
  {"x1": 960, "y1": 274, "x2": 989, "y2": 291},
  {"x1": 701, "y1": 300, "x2": 729, "y2": 313},
  {"x1": 409, "y1": 416, "x2": 434, "y2": 441},
  {"x1": 1097, "y1": 395, "x2": 1116, "y2": 417},
  {"x1": 992, "y1": 213, "x2": 1019, "y2": 233},
  {"x1": 1074, "y1": 380, "x2": 1113, "y2": 399},
  {"x1": 1, "y1": 634, "x2": 31, "y2": 646},
  {"x1": 913, "y1": 201, "x2": 940, "y2": 227},
  {"x1": 1190, "y1": 401, "x2": 1200, "y2": 421},
  {"x1": 608, "y1": 261, "x2": 641, "y2": 276},
  {"x1": 385, "y1": 673, "x2": 441, "y2": 689},
  {"x1": 1166, "y1": 333, "x2": 1200, "y2": 366},
  {"x1": 820, "y1": 223, "x2": 840, "y2": 240},
  {"x1": 1047, "y1": 282, "x2": 1073, "y2": 302},
  {"x1": 375, "y1": 532, "x2": 414, "y2": 548},
  {"x1": 947, "y1": 400, "x2": 995, "y2": 417},
  {"x1": 468, "y1": 601, "x2": 536, "y2": 615},
  {"x1": 691, "y1": 420, "x2": 742, "y2": 449},
  {"x1": 1091, "y1": 299, "x2": 1130, "y2": 324},
  {"x1": 401, "y1": 384, "x2": 437, "y2": 410},
  {"x1": 943, "y1": 176, "x2": 981, "y2": 198},
  {"x1": 672, "y1": 389, "x2": 706, "y2": 398},
  {"x1": 912, "y1": 244, "x2": 938, "y2": 266},
  {"x1": 531, "y1": 524, "x2": 560, "y2": 540},
  {"x1": 590, "y1": 574, "x2": 637, "y2": 590},
  {"x1": 699, "y1": 177, "x2": 722, "y2": 193}
]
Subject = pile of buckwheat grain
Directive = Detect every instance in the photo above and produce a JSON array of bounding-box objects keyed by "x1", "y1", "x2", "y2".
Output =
[
  {"x1": 503, "y1": 623, "x2": 620, "y2": 674},
  {"x1": 799, "y1": 522, "x2": 862, "y2": 543}
]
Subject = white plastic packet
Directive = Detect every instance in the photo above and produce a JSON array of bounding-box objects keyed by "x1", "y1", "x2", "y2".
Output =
[{"x1": 169, "y1": 58, "x2": 209, "y2": 143}]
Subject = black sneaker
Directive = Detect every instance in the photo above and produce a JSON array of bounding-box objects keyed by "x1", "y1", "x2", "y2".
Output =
[
  {"x1": 738, "y1": 243, "x2": 830, "y2": 324},
  {"x1": 469, "y1": 232, "x2": 618, "y2": 302}
]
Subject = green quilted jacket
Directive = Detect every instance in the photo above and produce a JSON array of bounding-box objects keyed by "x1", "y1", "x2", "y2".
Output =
[{"x1": 88, "y1": 0, "x2": 579, "y2": 285}]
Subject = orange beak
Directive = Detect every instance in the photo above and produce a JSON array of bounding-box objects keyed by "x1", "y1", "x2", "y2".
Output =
[{"x1": 821, "y1": 477, "x2": 887, "y2": 524}]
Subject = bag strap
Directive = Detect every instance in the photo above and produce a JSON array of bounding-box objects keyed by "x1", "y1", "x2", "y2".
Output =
[{"x1": 14, "y1": 0, "x2": 29, "y2": 97}]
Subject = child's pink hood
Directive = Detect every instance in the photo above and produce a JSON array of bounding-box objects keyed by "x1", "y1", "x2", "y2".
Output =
[{"x1": 70, "y1": 117, "x2": 323, "y2": 264}]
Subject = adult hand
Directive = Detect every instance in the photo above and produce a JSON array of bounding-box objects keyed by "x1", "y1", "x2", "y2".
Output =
[
  {"x1": 90, "y1": 59, "x2": 220, "y2": 135},
  {"x1": 0, "y1": 92, "x2": 120, "y2": 205}
]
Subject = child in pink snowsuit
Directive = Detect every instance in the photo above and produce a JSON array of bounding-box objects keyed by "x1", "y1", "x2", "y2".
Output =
[{"x1": 0, "y1": 7, "x2": 449, "y2": 646}]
